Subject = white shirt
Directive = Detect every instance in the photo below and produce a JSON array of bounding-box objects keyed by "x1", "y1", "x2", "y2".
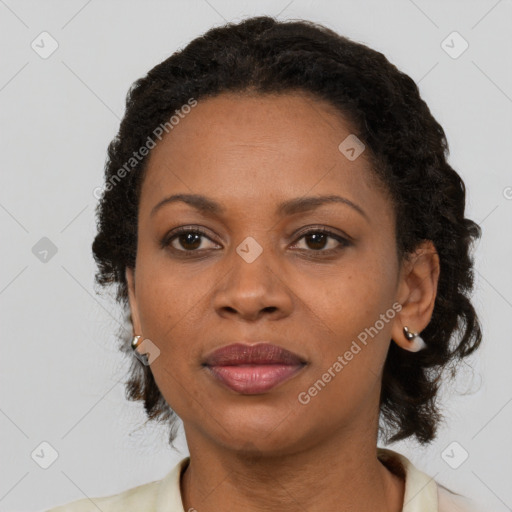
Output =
[{"x1": 45, "y1": 447, "x2": 481, "y2": 511}]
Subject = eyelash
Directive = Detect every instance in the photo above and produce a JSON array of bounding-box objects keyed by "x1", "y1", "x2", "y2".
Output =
[{"x1": 161, "y1": 225, "x2": 351, "y2": 257}]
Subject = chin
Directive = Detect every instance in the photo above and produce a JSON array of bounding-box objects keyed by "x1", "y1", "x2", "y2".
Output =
[{"x1": 206, "y1": 403, "x2": 306, "y2": 454}]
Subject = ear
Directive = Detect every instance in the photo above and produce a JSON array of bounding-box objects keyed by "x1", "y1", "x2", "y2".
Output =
[
  {"x1": 126, "y1": 266, "x2": 142, "y2": 336},
  {"x1": 391, "y1": 240, "x2": 440, "y2": 350}
]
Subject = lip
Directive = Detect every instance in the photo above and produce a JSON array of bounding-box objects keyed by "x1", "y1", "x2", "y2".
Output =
[{"x1": 203, "y1": 343, "x2": 306, "y2": 394}]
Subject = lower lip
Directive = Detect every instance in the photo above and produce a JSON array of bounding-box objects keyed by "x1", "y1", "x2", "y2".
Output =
[{"x1": 206, "y1": 364, "x2": 304, "y2": 394}]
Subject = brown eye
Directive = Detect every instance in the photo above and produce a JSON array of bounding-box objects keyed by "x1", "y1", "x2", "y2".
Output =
[
  {"x1": 174, "y1": 232, "x2": 203, "y2": 251},
  {"x1": 162, "y1": 227, "x2": 220, "y2": 253},
  {"x1": 303, "y1": 232, "x2": 330, "y2": 250},
  {"x1": 292, "y1": 228, "x2": 351, "y2": 253}
]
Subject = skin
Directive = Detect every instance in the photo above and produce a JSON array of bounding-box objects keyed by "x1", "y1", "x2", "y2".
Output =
[{"x1": 125, "y1": 91, "x2": 440, "y2": 512}]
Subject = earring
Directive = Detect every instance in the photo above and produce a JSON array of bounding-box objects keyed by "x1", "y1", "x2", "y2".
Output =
[
  {"x1": 131, "y1": 335, "x2": 143, "y2": 351},
  {"x1": 402, "y1": 326, "x2": 427, "y2": 352}
]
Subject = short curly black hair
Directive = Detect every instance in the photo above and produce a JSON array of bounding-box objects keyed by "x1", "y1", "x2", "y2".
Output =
[{"x1": 92, "y1": 15, "x2": 482, "y2": 446}]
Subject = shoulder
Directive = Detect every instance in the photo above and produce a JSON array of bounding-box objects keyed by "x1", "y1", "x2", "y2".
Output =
[
  {"x1": 437, "y1": 483, "x2": 485, "y2": 512},
  {"x1": 377, "y1": 447, "x2": 483, "y2": 512},
  {"x1": 44, "y1": 479, "x2": 161, "y2": 512},
  {"x1": 44, "y1": 457, "x2": 189, "y2": 512}
]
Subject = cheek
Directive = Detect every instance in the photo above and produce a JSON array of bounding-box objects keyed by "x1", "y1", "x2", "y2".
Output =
[
  {"x1": 133, "y1": 266, "x2": 206, "y2": 413},
  {"x1": 133, "y1": 257, "x2": 208, "y2": 357},
  {"x1": 307, "y1": 255, "x2": 397, "y2": 340},
  {"x1": 294, "y1": 260, "x2": 397, "y2": 423},
  {"x1": 298, "y1": 255, "x2": 399, "y2": 402}
]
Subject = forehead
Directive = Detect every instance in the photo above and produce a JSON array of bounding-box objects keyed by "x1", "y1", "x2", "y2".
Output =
[{"x1": 139, "y1": 92, "x2": 389, "y2": 220}]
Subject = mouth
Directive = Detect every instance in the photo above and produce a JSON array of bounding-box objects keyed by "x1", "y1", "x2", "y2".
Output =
[{"x1": 203, "y1": 343, "x2": 307, "y2": 394}]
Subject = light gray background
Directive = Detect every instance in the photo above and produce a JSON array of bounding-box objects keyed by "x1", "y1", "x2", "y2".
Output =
[{"x1": 1, "y1": 0, "x2": 511, "y2": 510}]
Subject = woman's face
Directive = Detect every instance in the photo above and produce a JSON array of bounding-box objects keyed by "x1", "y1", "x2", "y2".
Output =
[{"x1": 126, "y1": 92, "x2": 429, "y2": 454}]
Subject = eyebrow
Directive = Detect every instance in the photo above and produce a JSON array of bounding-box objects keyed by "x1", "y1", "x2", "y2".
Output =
[{"x1": 150, "y1": 193, "x2": 369, "y2": 221}]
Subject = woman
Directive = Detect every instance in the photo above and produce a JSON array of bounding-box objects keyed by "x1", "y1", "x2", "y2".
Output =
[{"x1": 47, "y1": 16, "x2": 483, "y2": 512}]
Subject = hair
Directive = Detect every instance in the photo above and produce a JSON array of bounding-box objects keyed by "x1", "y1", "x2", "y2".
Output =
[{"x1": 92, "y1": 15, "x2": 482, "y2": 446}]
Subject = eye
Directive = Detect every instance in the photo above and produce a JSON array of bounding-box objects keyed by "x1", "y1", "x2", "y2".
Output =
[
  {"x1": 161, "y1": 225, "x2": 351, "y2": 257},
  {"x1": 162, "y1": 227, "x2": 220, "y2": 253},
  {"x1": 291, "y1": 227, "x2": 351, "y2": 253}
]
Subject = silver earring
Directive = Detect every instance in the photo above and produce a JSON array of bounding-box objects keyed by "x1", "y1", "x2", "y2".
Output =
[
  {"x1": 131, "y1": 335, "x2": 143, "y2": 351},
  {"x1": 402, "y1": 326, "x2": 427, "y2": 352}
]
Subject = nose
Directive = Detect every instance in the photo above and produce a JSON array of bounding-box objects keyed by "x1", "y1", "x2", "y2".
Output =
[{"x1": 212, "y1": 245, "x2": 294, "y2": 322}]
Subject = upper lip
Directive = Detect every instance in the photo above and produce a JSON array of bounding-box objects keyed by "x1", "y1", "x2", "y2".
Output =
[{"x1": 203, "y1": 343, "x2": 306, "y2": 366}]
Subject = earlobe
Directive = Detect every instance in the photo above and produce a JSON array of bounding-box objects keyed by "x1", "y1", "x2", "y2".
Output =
[
  {"x1": 391, "y1": 240, "x2": 440, "y2": 352},
  {"x1": 401, "y1": 326, "x2": 427, "y2": 352}
]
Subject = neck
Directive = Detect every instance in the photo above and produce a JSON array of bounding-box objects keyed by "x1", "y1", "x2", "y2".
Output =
[{"x1": 180, "y1": 430, "x2": 405, "y2": 512}]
